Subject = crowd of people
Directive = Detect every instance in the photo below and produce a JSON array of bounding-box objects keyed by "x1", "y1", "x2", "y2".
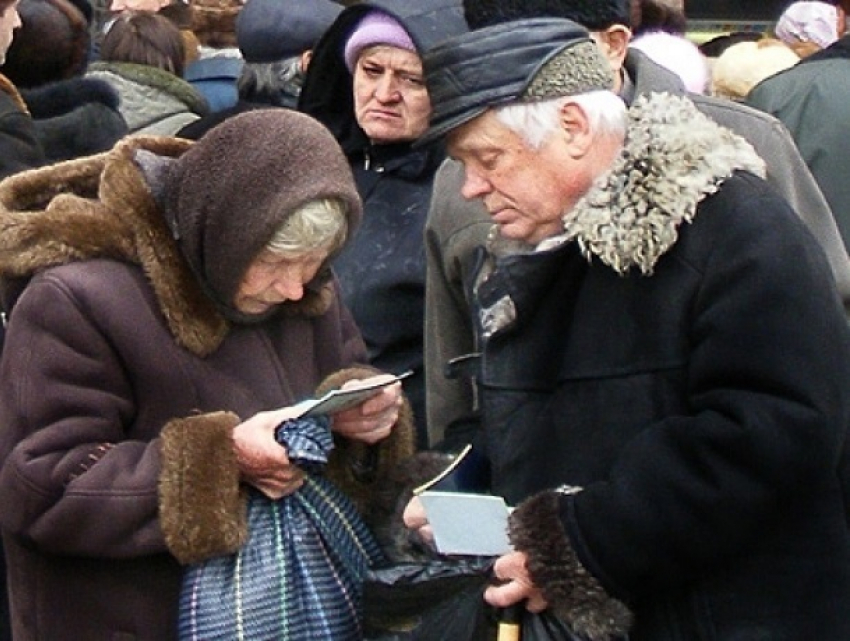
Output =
[{"x1": 1, "y1": 0, "x2": 850, "y2": 639}]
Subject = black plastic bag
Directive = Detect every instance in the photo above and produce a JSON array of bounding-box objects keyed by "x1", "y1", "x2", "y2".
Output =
[{"x1": 363, "y1": 557, "x2": 595, "y2": 641}]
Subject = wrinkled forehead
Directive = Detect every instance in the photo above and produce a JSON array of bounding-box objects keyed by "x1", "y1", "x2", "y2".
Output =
[{"x1": 446, "y1": 109, "x2": 526, "y2": 161}]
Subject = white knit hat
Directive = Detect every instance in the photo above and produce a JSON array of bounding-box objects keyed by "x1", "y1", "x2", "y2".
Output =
[{"x1": 775, "y1": 1, "x2": 841, "y2": 49}]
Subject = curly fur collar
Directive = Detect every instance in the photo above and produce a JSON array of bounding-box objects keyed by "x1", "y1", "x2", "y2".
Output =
[
  {"x1": 0, "y1": 135, "x2": 334, "y2": 356},
  {"x1": 538, "y1": 92, "x2": 766, "y2": 274}
]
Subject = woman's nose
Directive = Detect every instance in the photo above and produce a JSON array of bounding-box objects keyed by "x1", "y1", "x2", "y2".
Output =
[
  {"x1": 273, "y1": 275, "x2": 304, "y2": 301},
  {"x1": 374, "y1": 74, "x2": 400, "y2": 102}
]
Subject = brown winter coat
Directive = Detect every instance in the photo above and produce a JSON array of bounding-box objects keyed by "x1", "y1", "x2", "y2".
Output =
[{"x1": 0, "y1": 132, "x2": 414, "y2": 640}]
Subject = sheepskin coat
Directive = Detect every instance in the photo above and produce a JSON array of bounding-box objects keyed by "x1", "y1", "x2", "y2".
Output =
[
  {"x1": 463, "y1": 94, "x2": 850, "y2": 639},
  {"x1": 424, "y1": 48, "x2": 850, "y2": 448},
  {"x1": 0, "y1": 131, "x2": 414, "y2": 640}
]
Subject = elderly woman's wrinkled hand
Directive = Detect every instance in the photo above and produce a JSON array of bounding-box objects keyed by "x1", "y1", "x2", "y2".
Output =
[
  {"x1": 232, "y1": 408, "x2": 305, "y2": 500},
  {"x1": 331, "y1": 375, "x2": 403, "y2": 444}
]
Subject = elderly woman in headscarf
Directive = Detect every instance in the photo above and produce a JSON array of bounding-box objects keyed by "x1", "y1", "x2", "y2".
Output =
[
  {"x1": 298, "y1": 1, "x2": 468, "y2": 449},
  {"x1": 0, "y1": 109, "x2": 414, "y2": 640}
]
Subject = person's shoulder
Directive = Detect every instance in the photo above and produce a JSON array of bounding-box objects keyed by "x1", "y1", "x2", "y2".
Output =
[{"x1": 689, "y1": 93, "x2": 785, "y2": 131}]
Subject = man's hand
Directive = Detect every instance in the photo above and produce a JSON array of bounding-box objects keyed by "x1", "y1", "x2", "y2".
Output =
[
  {"x1": 232, "y1": 408, "x2": 305, "y2": 499},
  {"x1": 485, "y1": 551, "x2": 549, "y2": 613},
  {"x1": 402, "y1": 495, "x2": 436, "y2": 548},
  {"x1": 331, "y1": 375, "x2": 403, "y2": 444}
]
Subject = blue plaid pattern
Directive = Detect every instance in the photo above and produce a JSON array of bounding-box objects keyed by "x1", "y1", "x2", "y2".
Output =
[{"x1": 178, "y1": 417, "x2": 385, "y2": 640}]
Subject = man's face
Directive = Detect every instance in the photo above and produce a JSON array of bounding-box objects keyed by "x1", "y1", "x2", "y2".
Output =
[
  {"x1": 0, "y1": 0, "x2": 21, "y2": 65},
  {"x1": 448, "y1": 110, "x2": 590, "y2": 245}
]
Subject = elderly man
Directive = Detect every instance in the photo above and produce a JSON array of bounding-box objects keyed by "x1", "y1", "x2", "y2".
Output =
[
  {"x1": 424, "y1": 0, "x2": 850, "y2": 448},
  {"x1": 405, "y1": 18, "x2": 850, "y2": 640}
]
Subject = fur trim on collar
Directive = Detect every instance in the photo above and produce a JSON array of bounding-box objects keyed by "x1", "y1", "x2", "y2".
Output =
[
  {"x1": 88, "y1": 61, "x2": 209, "y2": 114},
  {"x1": 540, "y1": 92, "x2": 765, "y2": 274},
  {"x1": 0, "y1": 73, "x2": 30, "y2": 115},
  {"x1": 0, "y1": 134, "x2": 334, "y2": 356}
]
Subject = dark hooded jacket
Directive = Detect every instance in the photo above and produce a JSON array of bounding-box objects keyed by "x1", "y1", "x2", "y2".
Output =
[
  {"x1": 21, "y1": 77, "x2": 128, "y2": 163},
  {"x1": 0, "y1": 75, "x2": 45, "y2": 181},
  {"x1": 0, "y1": 110, "x2": 415, "y2": 640},
  {"x1": 299, "y1": 0, "x2": 467, "y2": 447},
  {"x1": 463, "y1": 93, "x2": 850, "y2": 640}
]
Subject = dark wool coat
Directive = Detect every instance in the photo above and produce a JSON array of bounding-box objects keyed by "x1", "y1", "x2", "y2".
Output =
[
  {"x1": 461, "y1": 95, "x2": 850, "y2": 640},
  {"x1": 0, "y1": 75, "x2": 45, "y2": 181},
  {"x1": 0, "y1": 131, "x2": 415, "y2": 640},
  {"x1": 299, "y1": 0, "x2": 467, "y2": 448}
]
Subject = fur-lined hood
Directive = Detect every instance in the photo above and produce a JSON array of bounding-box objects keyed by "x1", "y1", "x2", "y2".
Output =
[
  {"x1": 493, "y1": 92, "x2": 766, "y2": 274},
  {"x1": 0, "y1": 133, "x2": 339, "y2": 357}
]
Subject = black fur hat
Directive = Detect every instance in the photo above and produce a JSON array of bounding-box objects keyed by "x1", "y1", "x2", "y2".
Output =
[
  {"x1": 3, "y1": 0, "x2": 91, "y2": 89},
  {"x1": 462, "y1": 0, "x2": 630, "y2": 30}
]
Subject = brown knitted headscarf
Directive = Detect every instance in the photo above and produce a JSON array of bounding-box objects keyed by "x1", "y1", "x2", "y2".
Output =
[{"x1": 162, "y1": 108, "x2": 362, "y2": 323}]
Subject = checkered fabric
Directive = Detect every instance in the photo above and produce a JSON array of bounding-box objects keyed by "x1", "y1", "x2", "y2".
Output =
[{"x1": 178, "y1": 417, "x2": 385, "y2": 640}]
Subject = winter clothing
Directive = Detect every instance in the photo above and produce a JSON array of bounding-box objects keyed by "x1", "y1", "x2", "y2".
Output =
[
  {"x1": 0, "y1": 109, "x2": 415, "y2": 641},
  {"x1": 86, "y1": 60, "x2": 209, "y2": 135},
  {"x1": 711, "y1": 39, "x2": 799, "y2": 101},
  {"x1": 629, "y1": 31, "x2": 709, "y2": 94},
  {"x1": 422, "y1": 19, "x2": 613, "y2": 144},
  {"x1": 441, "y1": 85, "x2": 850, "y2": 639},
  {"x1": 190, "y1": 0, "x2": 241, "y2": 48},
  {"x1": 747, "y1": 35, "x2": 850, "y2": 255},
  {"x1": 425, "y1": 40, "x2": 850, "y2": 446},
  {"x1": 21, "y1": 77, "x2": 128, "y2": 163},
  {"x1": 2, "y1": 0, "x2": 91, "y2": 89},
  {"x1": 775, "y1": 1, "x2": 841, "y2": 49},
  {"x1": 184, "y1": 54, "x2": 243, "y2": 112},
  {"x1": 236, "y1": 0, "x2": 342, "y2": 63},
  {"x1": 344, "y1": 10, "x2": 417, "y2": 72},
  {"x1": 299, "y1": 0, "x2": 467, "y2": 447},
  {"x1": 463, "y1": 0, "x2": 630, "y2": 29},
  {"x1": 0, "y1": 75, "x2": 45, "y2": 181}
]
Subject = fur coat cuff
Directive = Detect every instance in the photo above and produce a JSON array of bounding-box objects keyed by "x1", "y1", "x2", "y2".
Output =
[
  {"x1": 319, "y1": 367, "x2": 416, "y2": 514},
  {"x1": 158, "y1": 411, "x2": 247, "y2": 565},
  {"x1": 509, "y1": 490, "x2": 633, "y2": 640}
]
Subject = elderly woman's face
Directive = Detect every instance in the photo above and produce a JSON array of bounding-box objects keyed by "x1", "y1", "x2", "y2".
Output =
[
  {"x1": 234, "y1": 248, "x2": 329, "y2": 315},
  {"x1": 352, "y1": 45, "x2": 432, "y2": 144}
]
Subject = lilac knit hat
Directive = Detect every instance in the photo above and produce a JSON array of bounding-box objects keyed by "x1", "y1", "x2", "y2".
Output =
[{"x1": 343, "y1": 10, "x2": 416, "y2": 72}]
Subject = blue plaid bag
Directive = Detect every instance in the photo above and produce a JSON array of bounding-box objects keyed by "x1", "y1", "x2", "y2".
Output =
[{"x1": 178, "y1": 417, "x2": 385, "y2": 641}]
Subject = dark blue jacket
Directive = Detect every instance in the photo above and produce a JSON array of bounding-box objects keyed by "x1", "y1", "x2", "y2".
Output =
[{"x1": 299, "y1": 0, "x2": 467, "y2": 446}]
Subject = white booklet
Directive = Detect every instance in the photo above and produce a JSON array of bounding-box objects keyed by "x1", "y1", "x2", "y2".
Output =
[
  {"x1": 294, "y1": 370, "x2": 413, "y2": 418},
  {"x1": 417, "y1": 490, "x2": 512, "y2": 557}
]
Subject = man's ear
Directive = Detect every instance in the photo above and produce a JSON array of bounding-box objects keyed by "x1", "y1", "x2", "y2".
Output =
[
  {"x1": 591, "y1": 25, "x2": 631, "y2": 73},
  {"x1": 558, "y1": 101, "x2": 593, "y2": 157}
]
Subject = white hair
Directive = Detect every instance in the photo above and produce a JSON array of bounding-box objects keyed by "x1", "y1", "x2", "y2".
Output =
[
  {"x1": 266, "y1": 198, "x2": 349, "y2": 257},
  {"x1": 494, "y1": 91, "x2": 628, "y2": 150}
]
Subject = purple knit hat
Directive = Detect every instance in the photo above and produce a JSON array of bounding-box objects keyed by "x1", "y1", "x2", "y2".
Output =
[{"x1": 343, "y1": 10, "x2": 416, "y2": 72}]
